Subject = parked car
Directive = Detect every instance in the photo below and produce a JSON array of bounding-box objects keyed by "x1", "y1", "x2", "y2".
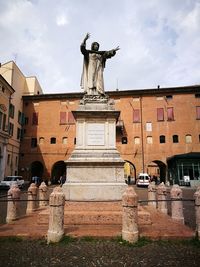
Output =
[
  {"x1": 0, "y1": 176, "x2": 25, "y2": 189},
  {"x1": 136, "y1": 173, "x2": 150, "y2": 187}
]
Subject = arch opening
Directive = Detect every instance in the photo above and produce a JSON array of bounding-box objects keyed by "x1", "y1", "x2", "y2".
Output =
[
  {"x1": 124, "y1": 161, "x2": 136, "y2": 184},
  {"x1": 147, "y1": 160, "x2": 166, "y2": 184},
  {"x1": 30, "y1": 161, "x2": 44, "y2": 180},
  {"x1": 51, "y1": 161, "x2": 66, "y2": 184}
]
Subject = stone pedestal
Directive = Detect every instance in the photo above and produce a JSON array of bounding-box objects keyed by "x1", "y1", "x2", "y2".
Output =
[
  {"x1": 148, "y1": 182, "x2": 157, "y2": 208},
  {"x1": 170, "y1": 184, "x2": 184, "y2": 224},
  {"x1": 47, "y1": 187, "x2": 65, "y2": 243},
  {"x1": 157, "y1": 182, "x2": 168, "y2": 214},
  {"x1": 122, "y1": 186, "x2": 138, "y2": 243},
  {"x1": 62, "y1": 95, "x2": 126, "y2": 201},
  {"x1": 6, "y1": 184, "x2": 21, "y2": 223}
]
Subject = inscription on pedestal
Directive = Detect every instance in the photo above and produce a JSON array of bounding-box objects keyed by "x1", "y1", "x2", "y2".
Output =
[{"x1": 87, "y1": 123, "x2": 105, "y2": 146}]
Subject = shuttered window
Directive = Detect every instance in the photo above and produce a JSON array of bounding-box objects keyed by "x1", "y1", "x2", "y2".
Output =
[
  {"x1": 32, "y1": 112, "x2": 38, "y2": 125},
  {"x1": 157, "y1": 108, "x2": 164, "y2": 121},
  {"x1": 196, "y1": 106, "x2": 200, "y2": 120},
  {"x1": 60, "y1": 112, "x2": 67, "y2": 124},
  {"x1": 133, "y1": 109, "x2": 140, "y2": 123},
  {"x1": 68, "y1": 112, "x2": 75, "y2": 123},
  {"x1": 167, "y1": 107, "x2": 174, "y2": 121}
]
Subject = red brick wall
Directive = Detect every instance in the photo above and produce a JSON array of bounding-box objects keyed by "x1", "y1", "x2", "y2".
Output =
[{"x1": 19, "y1": 91, "x2": 200, "y2": 181}]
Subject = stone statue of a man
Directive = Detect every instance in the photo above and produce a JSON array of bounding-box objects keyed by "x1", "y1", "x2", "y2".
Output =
[{"x1": 80, "y1": 33, "x2": 119, "y2": 95}]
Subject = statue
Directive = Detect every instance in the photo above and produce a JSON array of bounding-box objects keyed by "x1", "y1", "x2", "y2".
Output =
[{"x1": 80, "y1": 33, "x2": 120, "y2": 96}]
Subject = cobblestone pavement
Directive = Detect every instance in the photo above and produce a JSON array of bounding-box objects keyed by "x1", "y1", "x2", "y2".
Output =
[{"x1": 0, "y1": 237, "x2": 200, "y2": 267}]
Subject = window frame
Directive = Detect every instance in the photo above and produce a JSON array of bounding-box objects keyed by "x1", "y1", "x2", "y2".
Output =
[
  {"x1": 167, "y1": 107, "x2": 175, "y2": 121},
  {"x1": 173, "y1": 135, "x2": 179, "y2": 143},
  {"x1": 133, "y1": 109, "x2": 140, "y2": 123},
  {"x1": 157, "y1": 108, "x2": 164, "y2": 121},
  {"x1": 159, "y1": 135, "x2": 166, "y2": 144}
]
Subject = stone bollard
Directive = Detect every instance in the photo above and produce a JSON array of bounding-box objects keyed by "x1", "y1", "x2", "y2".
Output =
[
  {"x1": 194, "y1": 186, "x2": 200, "y2": 239},
  {"x1": 26, "y1": 183, "x2": 38, "y2": 214},
  {"x1": 170, "y1": 184, "x2": 184, "y2": 224},
  {"x1": 47, "y1": 186, "x2": 65, "y2": 243},
  {"x1": 6, "y1": 184, "x2": 21, "y2": 223},
  {"x1": 157, "y1": 182, "x2": 168, "y2": 214},
  {"x1": 122, "y1": 186, "x2": 138, "y2": 243},
  {"x1": 148, "y1": 182, "x2": 157, "y2": 208},
  {"x1": 39, "y1": 182, "x2": 48, "y2": 207}
]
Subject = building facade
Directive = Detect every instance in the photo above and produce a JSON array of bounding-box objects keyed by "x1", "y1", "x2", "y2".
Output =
[
  {"x1": 0, "y1": 75, "x2": 15, "y2": 180},
  {"x1": 19, "y1": 85, "x2": 200, "y2": 186},
  {"x1": 0, "y1": 61, "x2": 43, "y2": 179}
]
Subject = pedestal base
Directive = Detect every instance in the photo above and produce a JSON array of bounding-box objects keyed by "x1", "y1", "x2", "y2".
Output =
[{"x1": 62, "y1": 182, "x2": 127, "y2": 201}]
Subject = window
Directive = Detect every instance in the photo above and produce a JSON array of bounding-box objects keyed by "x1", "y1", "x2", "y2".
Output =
[
  {"x1": 195, "y1": 94, "x2": 200, "y2": 98},
  {"x1": 60, "y1": 111, "x2": 75, "y2": 124},
  {"x1": 39, "y1": 137, "x2": 45, "y2": 145},
  {"x1": 146, "y1": 122, "x2": 152, "y2": 131},
  {"x1": 134, "y1": 137, "x2": 140, "y2": 144},
  {"x1": 60, "y1": 112, "x2": 67, "y2": 124},
  {"x1": 18, "y1": 111, "x2": 22, "y2": 124},
  {"x1": 9, "y1": 104, "x2": 15, "y2": 118},
  {"x1": 160, "y1": 135, "x2": 165, "y2": 143},
  {"x1": 9, "y1": 122, "x2": 14, "y2": 136},
  {"x1": 122, "y1": 137, "x2": 128, "y2": 144},
  {"x1": 156, "y1": 96, "x2": 164, "y2": 100},
  {"x1": 167, "y1": 107, "x2": 174, "y2": 121},
  {"x1": 185, "y1": 134, "x2": 192, "y2": 143},
  {"x1": 21, "y1": 113, "x2": 25, "y2": 125},
  {"x1": 62, "y1": 137, "x2": 68, "y2": 144},
  {"x1": 196, "y1": 106, "x2": 200, "y2": 120},
  {"x1": 165, "y1": 95, "x2": 173, "y2": 100},
  {"x1": 7, "y1": 154, "x2": 10, "y2": 165},
  {"x1": 157, "y1": 108, "x2": 164, "y2": 121},
  {"x1": 32, "y1": 112, "x2": 38, "y2": 125},
  {"x1": 147, "y1": 136, "x2": 153, "y2": 144},
  {"x1": 31, "y1": 138, "x2": 37, "y2": 148},
  {"x1": 17, "y1": 128, "x2": 21, "y2": 140},
  {"x1": 173, "y1": 135, "x2": 179, "y2": 143},
  {"x1": 0, "y1": 112, "x2": 2, "y2": 130},
  {"x1": 2, "y1": 113, "x2": 6, "y2": 131},
  {"x1": 68, "y1": 111, "x2": 75, "y2": 123},
  {"x1": 133, "y1": 109, "x2": 140, "y2": 123},
  {"x1": 50, "y1": 137, "x2": 56, "y2": 144},
  {"x1": 24, "y1": 117, "x2": 29, "y2": 125}
]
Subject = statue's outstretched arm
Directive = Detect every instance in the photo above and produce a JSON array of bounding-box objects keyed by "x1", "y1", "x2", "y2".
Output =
[
  {"x1": 81, "y1": 33, "x2": 90, "y2": 54},
  {"x1": 82, "y1": 33, "x2": 90, "y2": 44},
  {"x1": 113, "y1": 46, "x2": 120, "y2": 52}
]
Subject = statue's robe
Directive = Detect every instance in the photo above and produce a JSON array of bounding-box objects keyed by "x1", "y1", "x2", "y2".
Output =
[{"x1": 80, "y1": 43, "x2": 116, "y2": 95}]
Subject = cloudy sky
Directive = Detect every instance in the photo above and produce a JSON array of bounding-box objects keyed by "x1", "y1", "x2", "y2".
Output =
[{"x1": 0, "y1": 0, "x2": 200, "y2": 94}]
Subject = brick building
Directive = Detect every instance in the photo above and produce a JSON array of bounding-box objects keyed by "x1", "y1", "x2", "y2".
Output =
[{"x1": 19, "y1": 85, "x2": 200, "y2": 187}]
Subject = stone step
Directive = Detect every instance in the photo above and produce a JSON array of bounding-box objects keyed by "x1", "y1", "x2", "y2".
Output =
[
  {"x1": 65, "y1": 210, "x2": 121, "y2": 225},
  {"x1": 65, "y1": 201, "x2": 122, "y2": 211},
  {"x1": 37, "y1": 202, "x2": 152, "y2": 226}
]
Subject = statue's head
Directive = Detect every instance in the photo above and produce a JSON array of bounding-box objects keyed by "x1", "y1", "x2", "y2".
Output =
[{"x1": 91, "y1": 42, "x2": 99, "y2": 51}]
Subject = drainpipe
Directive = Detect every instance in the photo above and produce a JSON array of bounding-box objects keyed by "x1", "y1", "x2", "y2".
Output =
[{"x1": 140, "y1": 96, "x2": 145, "y2": 173}]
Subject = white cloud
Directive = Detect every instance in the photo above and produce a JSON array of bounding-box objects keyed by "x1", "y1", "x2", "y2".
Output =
[
  {"x1": 56, "y1": 14, "x2": 68, "y2": 26},
  {"x1": 0, "y1": 0, "x2": 200, "y2": 93}
]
